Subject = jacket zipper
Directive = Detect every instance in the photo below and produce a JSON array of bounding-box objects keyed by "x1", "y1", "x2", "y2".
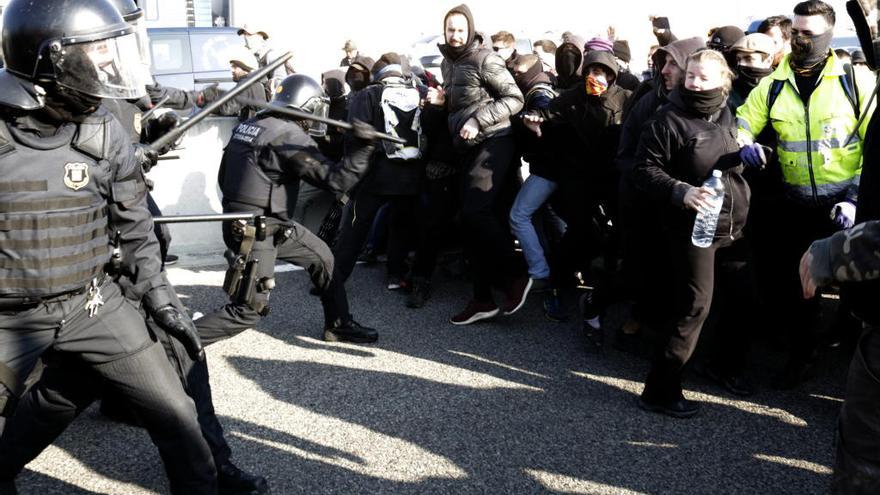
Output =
[
  {"x1": 804, "y1": 102, "x2": 819, "y2": 203},
  {"x1": 708, "y1": 116, "x2": 736, "y2": 239},
  {"x1": 787, "y1": 80, "x2": 819, "y2": 203}
]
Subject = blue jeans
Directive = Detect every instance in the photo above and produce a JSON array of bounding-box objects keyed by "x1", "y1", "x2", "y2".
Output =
[{"x1": 509, "y1": 174, "x2": 558, "y2": 279}]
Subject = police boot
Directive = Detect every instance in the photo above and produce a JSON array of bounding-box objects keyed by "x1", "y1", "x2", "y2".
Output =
[
  {"x1": 323, "y1": 318, "x2": 378, "y2": 344},
  {"x1": 217, "y1": 462, "x2": 269, "y2": 495}
]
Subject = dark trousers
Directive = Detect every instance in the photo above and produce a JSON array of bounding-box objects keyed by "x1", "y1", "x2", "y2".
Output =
[
  {"x1": 833, "y1": 325, "x2": 880, "y2": 494},
  {"x1": 550, "y1": 177, "x2": 603, "y2": 290},
  {"x1": 0, "y1": 281, "x2": 217, "y2": 494},
  {"x1": 763, "y1": 200, "x2": 839, "y2": 362},
  {"x1": 643, "y1": 232, "x2": 746, "y2": 402},
  {"x1": 459, "y1": 135, "x2": 520, "y2": 302},
  {"x1": 412, "y1": 175, "x2": 460, "y2": 280},
  {"x1": 102, "y1": 288, "x2": 234, "y2": 469},
  {"x1": 147, "y1": 193, "x2": 172, "y2": 262},
  {"x1": 618, "y1": 174, "x2": 671, "y2": 324},
  {"x1": 196, "y1": 218, "x2": 334, "y2": 344},
  {"x1": 320, "y1": 191, "x2": 416, "y2": 324}
]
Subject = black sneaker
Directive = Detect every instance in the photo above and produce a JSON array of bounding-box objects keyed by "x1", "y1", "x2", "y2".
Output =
[
  {"x1": 324, "y1": 319, "x2": 379, "y2": 343},
  {"x1": 543, "y1": 289, "x2": 567, "y2": 322},
  {"x1": 217, "y1": 462, "x2": 269, "y2": 495},
  {"x1": 406, "y1": 277, "x2": 431, "y2": 309},
  {"x1": 164, "y1": 254, "x2": 179, "y2": 266},
  {"x1": 638, "y1": 395, "x2": 700, "y2": 419}
]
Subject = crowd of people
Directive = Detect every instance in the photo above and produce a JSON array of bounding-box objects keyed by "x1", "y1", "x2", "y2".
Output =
[{"x1": 1, "y1": 0, "x2": 880, "y2": 493}]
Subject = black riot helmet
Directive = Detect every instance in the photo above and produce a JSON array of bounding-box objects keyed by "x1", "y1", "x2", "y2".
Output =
[
  {"x1": 108, "y1": 0, "x2": 152, "y2": 84},
  {"x1": 270, "y1": 74, "x2": 330, "y2": 137},
  {"x1": 1, "y1": 0, "x2": 149, "y2": 99}
]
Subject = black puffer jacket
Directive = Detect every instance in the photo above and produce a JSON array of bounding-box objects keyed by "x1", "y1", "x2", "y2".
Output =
[
  {"x1": 632, "y1": 89, "x2": 750, "y2": 240},
  {"x1": 439, "y1": 43, "x2": 523, "y2": 150}
]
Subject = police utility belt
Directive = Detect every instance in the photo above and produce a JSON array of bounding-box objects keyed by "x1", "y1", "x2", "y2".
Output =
[
  {"x1": 0, "y1": 273, "x2": 107, "y2": 313},
  {"x1": 222, "y1": 215, "x2": 278, "y2": 316}
]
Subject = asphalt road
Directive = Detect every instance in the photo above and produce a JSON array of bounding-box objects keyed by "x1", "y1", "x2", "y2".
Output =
[{"x1": 14, "y1": 260, "x2": 848, "y2": 494}]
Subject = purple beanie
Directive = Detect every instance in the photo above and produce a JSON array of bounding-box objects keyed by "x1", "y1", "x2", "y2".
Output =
[{"x1": 584, "y1": 37, "x2": 614, "y2": 53}]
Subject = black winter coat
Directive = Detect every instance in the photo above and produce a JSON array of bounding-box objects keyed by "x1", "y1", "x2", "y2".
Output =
[
  {"x1": 632, "y1": 89, "x2": 750, "y2": 240},
  {"x1": 439, "y1": 41, "x2": 524, "y2": 151},
  {"x1": 537, "y1": 83, "x2": 631, "y2": 181}
]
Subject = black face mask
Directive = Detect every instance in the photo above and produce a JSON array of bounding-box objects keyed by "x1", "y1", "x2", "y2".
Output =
[
  {"x1": 736, "y1": 65, "x2": 773, "y2": 90},
  {"x1": 345, "y1": 68, "x2": 370, "y2": 92},
  {"x1": 790, "y1": 30, "x2": 833, "y2": 69},
  {"x1": 42, "y1": 86, "x2": 102, "y2": 123},
  {"x1": 678, "y1": 86, "x2": 727, "y2": 115}
]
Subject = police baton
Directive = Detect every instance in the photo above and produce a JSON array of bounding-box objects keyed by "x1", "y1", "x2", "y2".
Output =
[
  {"x1": 237, "y1": 98, "x2": 408, "y2": 145},
  {"x1": 141, "y1": 94, "x2": 171, "y2": 122},
  {"x1": 153, "y1": 213, "x2": 257, "y2": 224},
  {"x1": 148, "y1": 52, "x2": 294, "y2": 153}
]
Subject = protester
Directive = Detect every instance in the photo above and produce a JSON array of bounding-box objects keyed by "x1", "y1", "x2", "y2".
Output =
[
  {"x1": 633, "y1": 48, "x2": 748, "y2": 418},
  {"x1": 429, "y1": 4, "x2": 527, "y2": 325}
]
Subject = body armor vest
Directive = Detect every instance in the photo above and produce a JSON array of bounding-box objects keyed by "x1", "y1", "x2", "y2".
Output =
[
  {"x1": 219, "y1": 117, "x2": 300, "y2": 218},
  {"x1": 0, "y1": 118, "x2": 111, "y2": 297}
]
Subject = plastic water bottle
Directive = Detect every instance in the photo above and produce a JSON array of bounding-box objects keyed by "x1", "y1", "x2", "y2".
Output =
[{"x1": 691, "y1": 170, "x2": 725, "y2": 248}]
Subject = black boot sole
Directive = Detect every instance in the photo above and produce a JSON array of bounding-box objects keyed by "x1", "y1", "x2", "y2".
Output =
[
  {"x1": 638, "y1": 398, "x2": 700, "y2": 419},
  {"x1": 323, "y1": 330, "x2": 378, "y2": 344}
]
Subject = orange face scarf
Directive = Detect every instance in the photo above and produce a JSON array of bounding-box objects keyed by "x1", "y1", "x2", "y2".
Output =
[{"x1": 585, "y1": 74, "x2": 608, "y2": 96}]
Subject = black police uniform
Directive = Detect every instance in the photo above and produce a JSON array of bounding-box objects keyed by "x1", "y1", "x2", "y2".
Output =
[
  {"x1": 103, "y1": 97, "x2": 173, "y2": 259},
  {"x1": 0, "y1": 101, "x2": 216, "y2": 493},
  {"x1": 194, "y1": 112, "x2": 371, "y2": 343},
  {"x1": 92, "y1": 98, "x2": 268, "y2": 493}
]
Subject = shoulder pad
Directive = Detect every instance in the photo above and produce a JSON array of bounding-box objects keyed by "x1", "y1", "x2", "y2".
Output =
[
  {"x1": 0, "y1": 70, "x2": 44, "y2": 111},
  {"x1": 73, "y1": 110, "x2": 111, "y2": 160}
]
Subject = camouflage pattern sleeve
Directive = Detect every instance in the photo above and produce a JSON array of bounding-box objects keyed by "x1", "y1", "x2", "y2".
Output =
[{"x1": 809, "y1": 220, "x2": 880, "y2": 286}]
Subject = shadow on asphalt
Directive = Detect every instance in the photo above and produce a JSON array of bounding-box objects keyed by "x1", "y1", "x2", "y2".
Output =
[{"x1": 16, "y1": 263, "x2": 848, "y2": 494}]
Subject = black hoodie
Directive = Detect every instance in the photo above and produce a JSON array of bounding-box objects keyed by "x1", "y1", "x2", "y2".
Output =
[
  {"x1": 555, "y1": 35, "x2": 585, "y2": 90},
  {"x1": 438, "y1": 4, "x2": 476, "y2": 62}
]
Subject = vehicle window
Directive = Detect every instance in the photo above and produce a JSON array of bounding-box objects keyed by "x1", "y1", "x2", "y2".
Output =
[
  {"x1": 150, "y1": 35, "x2": 192, "y2": 75},
  {"x1": 190, "y1": 33, "x2": 245, "y2": 73}
]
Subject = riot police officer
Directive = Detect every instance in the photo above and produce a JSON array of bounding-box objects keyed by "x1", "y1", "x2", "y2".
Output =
[
  {"x1": 93, "y1": 1, "x2": 269, "y2": 493},
  {"x1": 194, "y1": 73, "x2": 378, "y2": 345},
  {"x1": 0, "y1": 0, "x2": 216, "y2": 493}
]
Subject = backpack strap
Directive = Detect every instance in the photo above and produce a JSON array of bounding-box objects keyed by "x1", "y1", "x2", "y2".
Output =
[
  {"x1": 840, "y1": 62, "x2": 860, "y2": 120},
  {"x1": 766, "y1": 79, "x2": 785, "y2": 112}
]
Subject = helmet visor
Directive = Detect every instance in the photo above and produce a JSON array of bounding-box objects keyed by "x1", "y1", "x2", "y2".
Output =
[
  {"x1": 132, "y1": 18, "x2": 153, "y2": 83},
  {"x1": 305, "y1": 97, "x2": 329, "y2": 137},
  {"x1": 53, "y1": 34, "x2": 148, "y2": 99}
]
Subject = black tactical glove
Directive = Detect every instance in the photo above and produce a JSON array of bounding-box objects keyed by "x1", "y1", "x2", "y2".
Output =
[
  {"x1": 145, "y1": 83, "x2": 165, "y2": 105},
  {"x1": 351, "y1": 119, "x2": 379, "y2": 141},
  {"x1": 133, "y1": 143, "x2": 159, "y2": 173},
  {"x1": 197, "y1": 84, "x2": 221, "y2": 107},
  {"x1": 151, "y1": 306, "x2": 205, "y2": 362},
  {"x1": 143, "y1": 111, "x2": 182, "y2": 156}
]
